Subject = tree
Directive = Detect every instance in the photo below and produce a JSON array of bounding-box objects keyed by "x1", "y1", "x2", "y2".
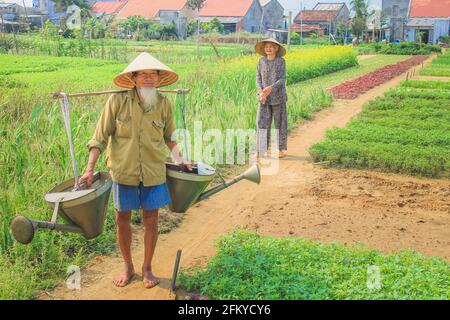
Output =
[
  {"x1": 187, "y1": 20, "x2": 197, "y2": 37},
  {"x1": 187, "y1": 0, "x2": 206, "y2": 51},
  {"x1": 208, "y1": 17, "x2": 224, "y2": 34},
  {"x1": 52, "y1": 0, "x2": 90, "y2": 12},
  {"x1": 119, "y1": 16, "x2": 148, "y2": 40},
  {"x1": 350, "y1": 0, "x2": 374, "y2": 41}
]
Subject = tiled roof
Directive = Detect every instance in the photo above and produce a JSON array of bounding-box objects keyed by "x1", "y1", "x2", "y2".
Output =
[
  {"x1": 409, "y1": 0, "x2": 450, "y2": 18},
  {"x1": 116, "y1": 0, "x2": 187, "y2": 18},
  {"x1": 294, "y1": 10, "x2": 339, "y2": 23},
  {"x1": 313, "y1": 3, "x2": 345, "y2": 11},
  {"x1": 199, "y1": 0, "x2": 255, "y2": 17},
  {"x1": 406, "y1": 18, "x2": 435, "y2": 27},
  {"x1": 91, "y1": 1, "x2": 127, "y2": 14}
]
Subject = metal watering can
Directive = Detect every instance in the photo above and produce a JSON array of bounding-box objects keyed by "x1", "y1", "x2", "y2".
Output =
[
  {"x1": 10, "y1": 163, "x2": 260, "y2": 244},
  {"x1": 11, "y1": 172, "x2": 113, "y2": 244},
  {"x1": 166, "y1": 163, "x2": 261, "y2": 213}
]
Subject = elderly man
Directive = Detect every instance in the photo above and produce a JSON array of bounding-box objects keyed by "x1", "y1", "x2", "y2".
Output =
[{"x1": 79, "y1": 53, "x2": 190, "y2": 289}]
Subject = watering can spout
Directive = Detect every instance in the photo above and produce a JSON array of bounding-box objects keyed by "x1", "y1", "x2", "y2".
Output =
[
  {"x1": 166, "y1": 164, "x2": 260, "y2": 213},
  {"x1": 196, "y1": 164, "x2": 261, "y2": 203}
]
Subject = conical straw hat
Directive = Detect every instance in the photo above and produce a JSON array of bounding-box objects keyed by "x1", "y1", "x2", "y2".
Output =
[
  {"x1": 255, "y1": 38, "x2": 286, "y2": 57},
  {"x1": 113, "y1": 52, "x2": 179, "y2": 89}
]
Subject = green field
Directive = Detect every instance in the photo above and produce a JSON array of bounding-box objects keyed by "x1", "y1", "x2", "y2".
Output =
[
  {"x1": 0, "y1": 43, "x2": 420, "y2": 299},
  {"x1": 310, "y1": 80, "x2": 450, "y2": 178},
  {"x1": 179, "y1": 230, "x2": 450, "y2": 300}
]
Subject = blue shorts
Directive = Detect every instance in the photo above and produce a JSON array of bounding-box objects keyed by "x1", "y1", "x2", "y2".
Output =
[{"x1": 112, "y1": 181, "x2": 171, "y2": 212}]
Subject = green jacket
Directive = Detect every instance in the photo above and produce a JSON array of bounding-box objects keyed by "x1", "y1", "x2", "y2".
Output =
[{"x1": 87, "y1": 88, "x2": 176, "y2": 187}]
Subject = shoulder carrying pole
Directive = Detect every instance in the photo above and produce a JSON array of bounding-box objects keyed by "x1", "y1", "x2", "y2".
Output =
[{"x1": 52, "y1": 88, "x2": 190, "y2": 100}]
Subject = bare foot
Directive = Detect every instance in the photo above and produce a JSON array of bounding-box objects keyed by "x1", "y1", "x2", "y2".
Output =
[
  {"x1": 278, "y1": 150, "x2": 287, "y2": 158},
  {"x1": 113, "y1": 265, "x2": 135, "y2": 287},
  {"x1": 142, "y1": 267, "x2": 160, "y2": 289}
]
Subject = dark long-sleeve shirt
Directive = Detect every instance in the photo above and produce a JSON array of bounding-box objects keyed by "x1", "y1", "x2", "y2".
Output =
[{"x1": 256, "y1": 56, "x2": 288, "y2": 105}]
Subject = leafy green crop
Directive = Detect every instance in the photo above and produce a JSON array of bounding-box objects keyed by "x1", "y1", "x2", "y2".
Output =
[
  {"x1": 401, "y1": 80, "x2": 450, "y2": 90},
  {"x1": 179, "y1": 230, "x2": 450, "y2": 300},
  {"x1": 420, "y1": 49, "x2": 450, "y2": 76},
  {"x1": 310, "y1": 87, "x2": 450, "y2": 178}
]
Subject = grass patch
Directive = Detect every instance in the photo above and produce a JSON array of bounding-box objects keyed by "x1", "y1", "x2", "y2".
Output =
[{"x1": 179, "y1": 230, "x2": 450, "y2": 300}]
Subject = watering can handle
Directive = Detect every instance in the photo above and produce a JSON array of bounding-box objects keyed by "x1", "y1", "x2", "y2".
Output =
[
  {"x1": 216, "y1": 170, "x2": 226, "y2": 186},
  {"x1": 72, "y1": 172, "x2": 101, "y2": 191}
]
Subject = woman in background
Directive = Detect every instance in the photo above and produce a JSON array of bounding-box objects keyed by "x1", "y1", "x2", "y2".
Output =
[{"x1": 255, "y1": 38, "x2": 288, "y2": 159}]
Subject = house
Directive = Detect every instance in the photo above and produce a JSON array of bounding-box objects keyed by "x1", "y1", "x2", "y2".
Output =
[
  {"x1": 114, "y1": 0, "x2": 196, "y2": 38},
  {"x1": 0, "y1": 2, "x2": 27, "y2": 21},
  {"x1": 404, "y1": 0, "x2": 450, "y2": 44},
  {"x1": 381, "y1": 0, "x2": 410, "y2": 41},
  {"x1": 198, "y1": 0, "x2": 263, "y2": 34},
  {"x1": 259, "y1": 0, "x2": 284, "y2": 31},
  {"x1": 366, "y1": 9, "x2": 386, "y2": 42},
  {"x1": 293, "y1": 2, "x2": 350, "y2": 36},
  {"x1": 65, "y1": 4, "x2": 81, "y2": 30}
]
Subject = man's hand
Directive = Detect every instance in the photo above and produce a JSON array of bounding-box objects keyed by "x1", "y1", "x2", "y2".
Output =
[
  {"x1": 174, "y1": 157, "x2": 193, "y2": 171},
  {"x1": 78, "y1": 147, "x2": 101, "y2": 188},
  {"x1": 78, "y1": 169, "x2": 94, "y2": 188},
  {"x1": 166, "y1": 141, "x2": 193, "y2": 171}
]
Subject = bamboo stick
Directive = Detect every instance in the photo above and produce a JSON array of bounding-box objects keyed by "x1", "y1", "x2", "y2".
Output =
[{"x1": 52, "y1": 88, "x2": 190, "y2": 99}]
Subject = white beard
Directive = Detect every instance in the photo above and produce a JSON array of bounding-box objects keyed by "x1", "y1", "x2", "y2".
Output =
[{"x1": 139, "y1": 87, "x2": 158, "y2": 112}]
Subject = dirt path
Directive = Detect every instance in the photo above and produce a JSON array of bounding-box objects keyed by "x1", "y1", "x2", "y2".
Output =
[{"x1": 42, "y1": 56, "x2": 450, "y2": 300}]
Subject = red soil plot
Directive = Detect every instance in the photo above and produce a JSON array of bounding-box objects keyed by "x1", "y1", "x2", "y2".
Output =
[{"x1": 329, "y1": 55, "x2": 428, "y2": 99}]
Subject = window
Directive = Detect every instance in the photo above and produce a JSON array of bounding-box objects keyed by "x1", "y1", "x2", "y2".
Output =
[
  {"x1": 72, "y1": 19, "x2": 76, "y2": 24},
  {"x1": 393, "y1": 5, "x2": 399, "y2": 16}
]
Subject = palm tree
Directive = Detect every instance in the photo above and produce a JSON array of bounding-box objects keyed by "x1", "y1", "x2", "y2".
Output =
[{"x1": 350, "y1": 0, "x2": 374, "y2": 41}]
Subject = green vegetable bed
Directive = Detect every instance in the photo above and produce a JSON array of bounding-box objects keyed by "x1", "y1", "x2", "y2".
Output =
[{"x1": 179, "y1": 230, "x2": 450, "y2": 300}]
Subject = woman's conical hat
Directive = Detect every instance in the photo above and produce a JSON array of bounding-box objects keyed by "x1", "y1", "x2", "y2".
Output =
[
  {"x1": 255, "y1": 38, "x2": 287, "y2": 57},
  {"x1": 113, "y1": 52, "x2": 179, "y2": 89}
]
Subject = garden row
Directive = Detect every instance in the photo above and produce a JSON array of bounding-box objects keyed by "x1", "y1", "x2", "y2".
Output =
[
  {"x1": 310, "y1": 79, "x2": 450, "y2": 178},
  {"x1": 420, "y1": 49, "x2": 450, "y2": 77},
  {"x1": 179, "y1": 230, "x2": 450, "y2": 299},
  {"x1": 329, "y1": 55, "x2": 428, "y2": 99},
  {"x1": 357, "y1": 41, "x2": 441, "y2": 55}
]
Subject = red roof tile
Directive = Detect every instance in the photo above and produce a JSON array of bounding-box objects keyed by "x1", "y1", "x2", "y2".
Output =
[
  {"x1": 409, "y1": 0, "x2": 450, "y2": 18},
  {"x1": 117, "y1": 0, "x2": 187, "y2": 18},
  {"x1": 294, "y1": 10, "x2": 339, "y2": 23},
  {"x1": 199, "y1": 0, "x2": 255, "y2": 17},
  {"x1": 92, "y1": 1, "x2": 127, "y2": 14}
]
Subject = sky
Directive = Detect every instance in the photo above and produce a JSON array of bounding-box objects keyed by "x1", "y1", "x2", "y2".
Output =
[{"x1": 6, "y1": 0, "x2": 383, "y2": 14}]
